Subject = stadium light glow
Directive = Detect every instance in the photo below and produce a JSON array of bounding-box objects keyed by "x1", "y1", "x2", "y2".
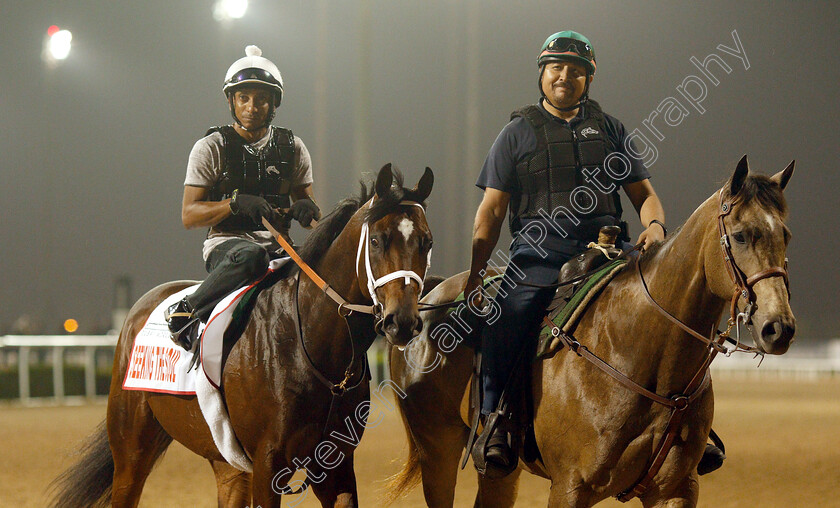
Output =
[
  {"x1": 213, "y1": 0, "x2": 248, "y2": 21},
  {"x1": 47, "y1": 28, "x2": 73, "y2": 60}
]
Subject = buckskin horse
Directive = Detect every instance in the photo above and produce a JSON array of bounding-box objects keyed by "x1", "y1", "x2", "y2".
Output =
[
  {"x1": 50, "y1": 164, "x2": 434, "y2": 508},
  {"x1": 387, "y1": 156, "x2": 795, "y2": 507}
]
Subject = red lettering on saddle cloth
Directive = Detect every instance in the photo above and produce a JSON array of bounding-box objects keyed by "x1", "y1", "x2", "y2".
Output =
[
  {"x1": 154, "y1": 347, "x2": 167, "y2": 381},
  {"x1": 128, "y1": 345, "x2": 146, "y2": 379},
  {"x1": 140, "y1": 347, "x2": 154, "y2": 380},
  {"x1": 164, "y1": 349, "x2": 181, "y2": 383}
]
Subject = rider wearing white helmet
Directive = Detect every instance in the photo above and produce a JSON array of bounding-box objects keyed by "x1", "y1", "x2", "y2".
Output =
[{"x1": 165, "y1": 45, "x2": 321, "y2": 349}]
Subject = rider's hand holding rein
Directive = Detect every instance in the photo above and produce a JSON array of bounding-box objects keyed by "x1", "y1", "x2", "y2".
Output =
[
  {"x1": 288, "y1": 197, "x2": 321, "y2": 228},
  {"x1": 229, "y1": 191, "x2": 275, "y2": 225},
  {"x1": 636, "y1": 221, "x2": 666, "y2": 251},
  {"x1": 624, "y1": 178, "x2": 666, "y2": 251}
]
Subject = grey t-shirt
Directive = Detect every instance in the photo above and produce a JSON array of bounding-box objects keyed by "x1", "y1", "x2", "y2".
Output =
[{"x1": 184, "y1": 126, "x2": 314, "y2": 260}]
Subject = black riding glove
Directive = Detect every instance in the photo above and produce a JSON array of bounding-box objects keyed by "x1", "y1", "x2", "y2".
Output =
[
  {"x1": 229, "y1": 192, "x2": 274, "y2": 225},
  {"x1": 288, "y1": 198, "x2": 321, "y2": 227}
]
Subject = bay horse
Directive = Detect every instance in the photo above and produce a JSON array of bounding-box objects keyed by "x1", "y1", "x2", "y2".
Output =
[
  {"x1": 51, "y1": 164, "x2": 434, "y2": 508},
  {"x1": 387, "y1": 156, "x2": 796, "y2": 507}
]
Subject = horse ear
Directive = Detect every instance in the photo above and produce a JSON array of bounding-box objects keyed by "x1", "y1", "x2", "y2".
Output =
[
  {"x1": 413, "y1": 167, "x2": 434, "y2": 201},
  {"x1": 770, "y1": 160, "x2": 795, "y2": 190},
  {"x1": 375, "y1": 163, "x2": 394, "y2": 198},
  {"x1": 730, "y1": 154, "x2": 749, "y2": 197}
]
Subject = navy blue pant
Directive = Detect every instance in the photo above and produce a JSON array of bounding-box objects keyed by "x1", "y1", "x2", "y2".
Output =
[
  {"x1": 480, "y1": 237, "x2": 633, "y2": 414},
  {"x1": 185, "y1": 239, "x2": 270, "y2": 322}
]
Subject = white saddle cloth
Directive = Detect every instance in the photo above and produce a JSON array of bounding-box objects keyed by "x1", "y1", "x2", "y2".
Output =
[{"x1": 122, "y1": 256, "x2": 291, "y2": 471}]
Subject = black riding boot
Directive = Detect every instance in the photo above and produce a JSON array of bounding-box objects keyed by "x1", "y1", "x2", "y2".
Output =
[
  {"x1": 164, "y1": 297, "x2": 200, "y2": 350},
  {"x1": 472, "y1": 410, "x2": 519, "y2": 479},
  {"x1": 697, "y1": 429, "x2": 726, "y2": 475}
]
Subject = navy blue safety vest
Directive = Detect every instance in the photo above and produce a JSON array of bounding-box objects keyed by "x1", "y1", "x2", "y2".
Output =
[{"x1": 511, "y1": 101, "x2": 622, "y2": 230}]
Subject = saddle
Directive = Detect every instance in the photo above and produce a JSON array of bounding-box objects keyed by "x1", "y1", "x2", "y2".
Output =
[{"x1": 463, "y1": 226, "x2": 726, "y2": 478}]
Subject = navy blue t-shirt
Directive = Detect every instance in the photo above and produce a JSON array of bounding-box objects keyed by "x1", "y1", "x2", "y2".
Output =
[{"x1": 476, "y1": 100, "x2": 650, "y2": 248}]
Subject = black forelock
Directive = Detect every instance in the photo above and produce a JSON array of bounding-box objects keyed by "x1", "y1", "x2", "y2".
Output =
[
  {"x1": 297, "y1": 167, "x2": 426, "y2": 266},
  {"x1": 363, "y1": 168, "x2": 427, "y2": 224}
]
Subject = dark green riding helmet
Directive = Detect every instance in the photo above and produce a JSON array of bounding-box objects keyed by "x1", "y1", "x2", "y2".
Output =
[{"x1": 538, "y1": 30, "x2": 596, "y2": 75}]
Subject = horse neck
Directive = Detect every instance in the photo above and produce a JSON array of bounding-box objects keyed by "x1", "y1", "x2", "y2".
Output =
[
  {"x1": 297, "y1": 213, "x2": 373, "y2": 374},
  {"x1": 627, "y1": 192, "x2": 728, "y2": 390}
]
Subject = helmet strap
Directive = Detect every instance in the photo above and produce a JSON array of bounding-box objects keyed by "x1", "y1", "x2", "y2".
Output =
[
  {"x1": 227, "y1": 92, "x2": 276, "y2": 132},
  {"x1": 538, "y1": 65, "x2": 591, "y2": 113}
]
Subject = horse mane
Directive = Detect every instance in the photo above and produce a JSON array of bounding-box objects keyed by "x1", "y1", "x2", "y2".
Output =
[
  {"x1": 297, "y1": 168, "x2": 426, "y2": 266},
  {"x1": 630, "y1": 172, "x2": 787, "y2": 270}
]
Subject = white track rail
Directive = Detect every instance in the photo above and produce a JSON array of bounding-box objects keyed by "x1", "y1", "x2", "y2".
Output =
[{"x1": 0, "y1": 335, "x2": 391, "y2": 404}]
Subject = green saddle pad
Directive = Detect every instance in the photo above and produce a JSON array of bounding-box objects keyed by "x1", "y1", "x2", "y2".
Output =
[{"x1": 535, "y1": 258, "x2": 628, "y2": 360}]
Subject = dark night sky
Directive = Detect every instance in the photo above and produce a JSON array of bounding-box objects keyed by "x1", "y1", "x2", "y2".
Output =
[{"x1": 2, "y1": 1, "x2": 838, "y2": 341}]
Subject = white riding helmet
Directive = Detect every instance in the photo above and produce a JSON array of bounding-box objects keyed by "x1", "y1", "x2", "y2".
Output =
[{"x1": 223, "y1": 45, "x2": 284, "y2": 105}]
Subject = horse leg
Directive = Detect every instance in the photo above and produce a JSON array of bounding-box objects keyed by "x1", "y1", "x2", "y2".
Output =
[
  {"x1": 415, "y1": 422, "x2": 467, "y2": 508},
  {"x1": 546, "y1": 477, "x2": 594, "y2": 508},
  {"x1": 107, "y1": 393, "x2": 173, "y2": 508},
  {"x1": 310, "y1": 452, "x2": 359, "y2": 508},
  {"x1": 474, "y1": 467, "x2": 522, "y2": 508},
  {"x1": 640, "y1": 473, "x2": 700, "y2": 508},
  {"x1": 209, "y1": 459, "x2": 252, "y2": 508}
]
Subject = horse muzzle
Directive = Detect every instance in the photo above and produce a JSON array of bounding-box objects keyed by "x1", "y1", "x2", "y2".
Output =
[
  {"x1": 376, "y1": 310, "x2": 423, "y2": 347},
  {"x1": 751, "y1": 314, "x2": 796, "y2": 354}
]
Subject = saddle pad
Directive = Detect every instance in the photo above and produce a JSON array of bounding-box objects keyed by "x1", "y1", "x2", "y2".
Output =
[
  {"x1": 122, "y1": 256, "x2": 291, "y2": 394},
  {"x1": 535, "y1": 259, "x2": 627, "y2": 360},
  {"x1": 122, "y1": 285, "x2": 203, "y2": 394}
]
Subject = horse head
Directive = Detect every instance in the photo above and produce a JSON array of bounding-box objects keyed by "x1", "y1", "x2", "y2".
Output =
[
  {"x1": 704, "y1": 155, "x2": 796, "y2": 354},
  {"x1": 356, "y1": 163, "x2": 434, "y2": 347}
]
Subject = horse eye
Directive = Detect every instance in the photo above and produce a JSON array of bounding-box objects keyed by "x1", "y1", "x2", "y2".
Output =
[
  {"x1": 370, "y1": 237, "x2": 379, "y2": 248},
  {"x1": 732, "y1": 232, "x2": 746, "y2": 244}
]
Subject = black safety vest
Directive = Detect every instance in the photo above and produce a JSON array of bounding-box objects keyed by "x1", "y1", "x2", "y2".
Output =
[
  {"x1": 511, "y1": 101, "x2": 622, "y2": 229},
  {"x1": 207, "y1": 125, "x2": 295, "y2": 232}
]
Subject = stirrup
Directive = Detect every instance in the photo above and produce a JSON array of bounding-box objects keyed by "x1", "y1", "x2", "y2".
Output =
[
  {"x1": 164, "y1": 298, "x2": 200, "y2": 350},
  {"x1": 170, "y1": 316, "x2": 200, "y2": 351},
  {"x1": 471, "y1": 411, "x2": 518, "y2": 479}
]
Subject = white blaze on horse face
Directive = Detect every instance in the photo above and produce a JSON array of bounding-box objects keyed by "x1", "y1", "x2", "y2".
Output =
[
  {"x1": 398, "y1": 217, "x2": 414, "y2": 242},
  {"x1": 764, "y1": 212, "x2": 779, "y2": 233}
]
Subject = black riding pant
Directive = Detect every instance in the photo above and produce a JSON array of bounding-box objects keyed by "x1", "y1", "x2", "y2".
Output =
[
  {"x1": 185, "y1": 239, "x2": 270, "y2": 322},
  {"x1": 480, "y1": 236, "x2": 635, "y2": 415}
]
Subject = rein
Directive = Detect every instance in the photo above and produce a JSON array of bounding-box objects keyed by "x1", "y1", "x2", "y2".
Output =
[
  {"x1": 259, "y1": 198, "x2": 427, "y2": 496},
  {"x1": 259, "y1": 197, "x2": 429, "y2": 394},
  {"x1": 540, "y1": 191, "x2": 791, "y2": 502},
  {"x1": 262, "y1": 217, "x2": 376, "y2": 316}
]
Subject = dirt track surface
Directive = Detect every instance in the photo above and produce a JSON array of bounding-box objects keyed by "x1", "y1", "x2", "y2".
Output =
[{"x1": 2, "y1": 377, "x2": 839, "y2": 507}]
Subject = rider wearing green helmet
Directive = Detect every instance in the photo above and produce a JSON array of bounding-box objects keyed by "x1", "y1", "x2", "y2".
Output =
[
  {"x1": 537, "y1": 30, "x2": 596, "y2": 111},
  {"x1": 464, "y1": 31, "x2": 668, "y2": 477}
]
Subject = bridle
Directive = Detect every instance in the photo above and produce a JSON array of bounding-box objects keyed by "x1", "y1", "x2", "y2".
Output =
[
  {"x1": 262, "y1": 197, "x2": 428, "y2": 322},
  {"x1": 355, "y1": 196, "x2": 428, "y2": 328},
  {"x1": 542, "y1": 189, "x2": 792, "y2": 502},
  {"x1": 260, "y1": 198, "x2": 428, "y2": 389},
  {"x1": 717, "y1": 190, "x2": 790, "y2": 342}
]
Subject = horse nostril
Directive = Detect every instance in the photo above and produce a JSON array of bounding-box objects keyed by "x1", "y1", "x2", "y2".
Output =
[
  {"x1": 761, "y1": 320, "x2": 782, "y2": 342},
  {"x1": 381, "y1": 314, "x2": 399, "y2": 337},
  {"x1": 413, "y1": 317, "x2": 423, "y2": 335}
]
